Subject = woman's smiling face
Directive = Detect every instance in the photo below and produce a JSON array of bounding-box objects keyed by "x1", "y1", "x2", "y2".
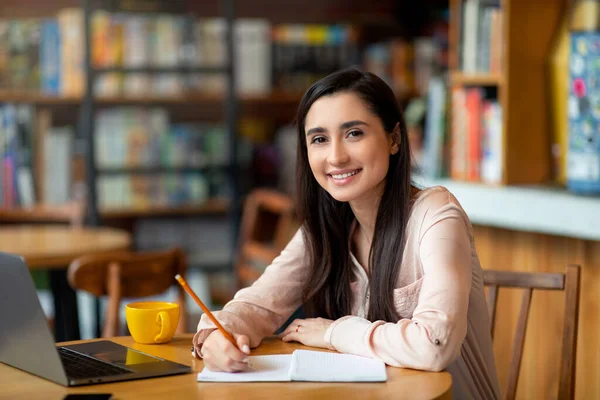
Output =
[{"x1": 304, "y1": 91, "x2": 398, "y2": 204}]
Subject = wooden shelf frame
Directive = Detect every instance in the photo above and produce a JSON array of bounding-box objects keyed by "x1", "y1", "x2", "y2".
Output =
[
  {"x1": 0, "y1": 198, "x2": 230, "y2": 221},
  {"x1": 100, "y1": 197, "x2": 230, "y2": 219},
  {"x1": 0, "y1": 90, "x2": 304, "y2": 106}
]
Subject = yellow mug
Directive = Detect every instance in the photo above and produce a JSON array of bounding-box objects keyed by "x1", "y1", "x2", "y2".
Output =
[{"x1": 125, "y1": 301, "x2": 179, "y2": 344}]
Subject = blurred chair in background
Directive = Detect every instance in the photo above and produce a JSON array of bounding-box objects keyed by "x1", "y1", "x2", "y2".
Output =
[
  {"x1": 484, "y1": 264, "x2": 581, "y2": 400},
  {"x1": 234, "y1": 188, "x2": 296, "y2": 292},
  {"x1": 67, "y1": 248, "x2": 188, "y2": 338}
]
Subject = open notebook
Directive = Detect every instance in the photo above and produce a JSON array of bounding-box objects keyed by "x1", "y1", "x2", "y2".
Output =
[{"x1": 197, "y1": 350, "x2": 387, "y2": 382}]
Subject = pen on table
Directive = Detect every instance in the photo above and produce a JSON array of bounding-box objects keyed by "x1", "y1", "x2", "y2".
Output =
[{"x1": 174, "y1": 274, "x2": 239, "y2": 350}]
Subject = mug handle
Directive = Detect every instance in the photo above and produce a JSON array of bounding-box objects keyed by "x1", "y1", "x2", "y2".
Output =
[{"x1": 154, "y1": 311, "x2": 171, "y2": 343}]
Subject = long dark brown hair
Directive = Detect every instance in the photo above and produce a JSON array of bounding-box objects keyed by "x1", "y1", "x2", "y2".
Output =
[{"x1": 295, "y1": 67, "x2": 412, "y2": 322}]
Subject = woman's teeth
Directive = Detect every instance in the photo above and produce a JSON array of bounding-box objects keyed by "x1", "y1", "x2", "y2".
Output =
[{"x1": 332, "y1": 170, "x2": 359, "y2": 179}]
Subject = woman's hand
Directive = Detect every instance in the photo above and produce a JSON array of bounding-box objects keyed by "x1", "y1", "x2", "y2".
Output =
[
  {"x1": 200, "y1": 330, "x2": 251, "y2": 372},
  {"x1": 278, "y1": 318, "x2": 334, "y2": 349}
]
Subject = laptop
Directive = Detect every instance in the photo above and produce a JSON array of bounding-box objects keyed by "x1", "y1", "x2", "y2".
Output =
[{"x1": 0, "y1": 252, "x2": 191, "y2": 386}]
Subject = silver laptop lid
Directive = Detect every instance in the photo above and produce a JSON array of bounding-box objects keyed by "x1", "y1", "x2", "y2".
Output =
[{"x1": 0, "y1": 252, "x2": 68, "y2": 385}]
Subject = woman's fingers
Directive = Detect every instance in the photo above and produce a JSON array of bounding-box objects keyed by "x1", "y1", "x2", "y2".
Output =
[
  {"x1": 203, "y1": 330, "x2": 249, "y2": 372},
  {"x1": 235, "y1": 333, "x2": 251, "y2": 355},
  {"x1": 281, "y1": 331, "x2": 299, "y2": 342},
  {"x1": 279, "y1": 318, "x2": 304, "y2": 338},
  {"x1": 278, "y1": 318, "x2": 334, "y2": 349}
]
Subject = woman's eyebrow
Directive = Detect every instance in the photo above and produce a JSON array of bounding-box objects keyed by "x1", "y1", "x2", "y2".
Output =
[
  {"x1": 306, "y1": 126, "x2": 326, "y2": 137},
  {"x1": 306, "y1": 120, "x2": 370, "y2": 137},
  {"x1": 340, "y1": 120, "x2": 369, "y2": 130}
]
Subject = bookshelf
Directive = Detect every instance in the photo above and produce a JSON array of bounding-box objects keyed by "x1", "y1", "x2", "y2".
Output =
[
  {"x1": 0, "y1": 1, "x2": 243, "y2": 225},
  {"x1": 0, "y1": 0, "x2": 447, "y2": 221},
  {"x1": 77, "y1": 0, "x2": 239, "y2": 228},
  {"x1": 448, "y1": 0, "x2": 566, "y2": 185}
]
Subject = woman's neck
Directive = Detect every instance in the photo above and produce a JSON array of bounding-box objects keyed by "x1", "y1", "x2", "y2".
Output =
[
  {"x1": 349, "y1": 193, "x2": 381, "y2": 241},
  {"x1": 350, "y1": 184, "x2": 420, "y2": 240}
]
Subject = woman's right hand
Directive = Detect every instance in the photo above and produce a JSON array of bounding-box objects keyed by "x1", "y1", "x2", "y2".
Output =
[{"x1": 200, "y1": 330, "x2": 251, "y2": 372}]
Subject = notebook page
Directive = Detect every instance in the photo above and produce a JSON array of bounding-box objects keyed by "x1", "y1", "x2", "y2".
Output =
[
  {"x1": 289, "y1": 350, "x2": 387, "y2": 382},
  {"x1": 197, "y1": 354, "x2": 292, "y2": 382}
]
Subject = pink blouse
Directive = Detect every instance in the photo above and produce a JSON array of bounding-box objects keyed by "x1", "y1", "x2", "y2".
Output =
[{"x1": 193, "y1": 186, "x2": 501, "y2": 399}]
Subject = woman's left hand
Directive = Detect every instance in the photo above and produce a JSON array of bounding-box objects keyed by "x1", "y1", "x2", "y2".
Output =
[{"x1": 278, "y1": 318, "x2": 334, "y2": 349}]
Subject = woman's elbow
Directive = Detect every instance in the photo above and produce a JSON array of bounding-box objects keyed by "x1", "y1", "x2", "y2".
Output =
[
  {"x1": 419, "y1": 343, "x2": 462, "y2": 372},
  {"x1": 420, "y1": 355, "x2": 449, "y2": 372},
  {"x1": 382, "y1": 345, "x2": 459, "y2": 372}
]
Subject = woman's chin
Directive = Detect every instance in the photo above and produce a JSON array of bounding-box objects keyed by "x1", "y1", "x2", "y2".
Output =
[{"x1": 326, "y1": 188, "x2": 360, "y2": 203}]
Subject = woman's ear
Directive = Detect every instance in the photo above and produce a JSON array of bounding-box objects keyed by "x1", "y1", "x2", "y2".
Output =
[{"x1": 390, "y1": 122, "x2": 401, "y2": 155}]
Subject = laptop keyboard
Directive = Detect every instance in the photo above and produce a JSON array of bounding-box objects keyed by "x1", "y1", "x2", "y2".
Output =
[{"x1": 58, "y1": 347, "x2": 133, "y2": 380}]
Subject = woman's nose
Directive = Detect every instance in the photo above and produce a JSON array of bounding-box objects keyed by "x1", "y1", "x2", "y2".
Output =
[{"x1": 327, "y1": 141, "x2": 350, "y2": 165}]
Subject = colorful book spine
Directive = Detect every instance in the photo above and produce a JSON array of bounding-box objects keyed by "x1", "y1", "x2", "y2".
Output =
[
  {"x1": 466, "y1": 88, "x2": 483, "y2": 181},
  {"x1": 40, "y1": 19, "x2": 61, "y2": 95}
]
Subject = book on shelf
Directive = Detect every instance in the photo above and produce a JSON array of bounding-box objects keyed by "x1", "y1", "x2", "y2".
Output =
[
  {"x1": 422, "y1": 77, "x2": 448, "y2": 179},
  {"x1": 459, "y1": 0, "x2": 503, "y2": 75},
  {"x1": 450, "y1": 86, "x2": 502, "y2": 184},
  {"x1": 42, "y1": 126, "x2": 73, "y2": 205},
  {"x1": 40, "y1": 19, "x2": 61, "y2": 95},
  {"x1": 0, "y1": 104, "x2": 37, "y2": 208},
  {"x1": 58, "y1": 8, "x2": 85, "y2": 97}
]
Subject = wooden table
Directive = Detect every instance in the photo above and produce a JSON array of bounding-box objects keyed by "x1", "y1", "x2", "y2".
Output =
[
  {"x1": 0, "y1": 225, "x2": 132, "y2": 341},
  {"x1": 0, "y1": 335, "x2": 453, "y2": 399}
]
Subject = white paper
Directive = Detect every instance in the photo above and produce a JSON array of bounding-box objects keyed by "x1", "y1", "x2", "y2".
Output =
[
  {"x1": 289, "y1": 350, "x2": 387, "y2": 382},
  {"x1": 197, "y1": 350, "x2": 387, "y2": 383},
  {"x1": 197, "y1": 354, "x2": 292, "y2": 382}
]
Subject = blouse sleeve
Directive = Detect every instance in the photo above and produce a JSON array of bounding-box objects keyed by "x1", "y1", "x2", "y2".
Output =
[
  {"x1": 324, "y1": 193, "x2": 473, "y2": 372},
  {"x1": 193, "y1": 229, "x2": 309, "y2": 350}
]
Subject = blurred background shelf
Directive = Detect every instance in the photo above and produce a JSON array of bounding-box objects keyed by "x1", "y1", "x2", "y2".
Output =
[
  {"x1": 96, "y1": 165, "x2": 230, "y2": 175},
  {"x1": 0, "y1": 90, "x2": 82, "y2": 104},
  {"x1": 100, "y1": 198, "x2": 230, "y2": 219},
  {"x1": 0, "y1": 204, "x2": 83, "y2": 223},
  {"x1": 0, "y1": 198, "x2": 229, "y2": 222},
  {"x1": 449, "y1": 72, "x2": 503, "y2": 86},
  {"x1": 0, "y1": 90, "x2": 303, "y2": 106}
]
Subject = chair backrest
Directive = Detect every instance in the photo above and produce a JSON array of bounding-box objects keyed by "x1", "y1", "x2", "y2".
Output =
[
  {"x1": 483, "y1": 264, "x2": 581, "y2": 400},
  {"x1": 235, "y1": 189, "x2": 296, "y2": 291},
  {"x1": 67, "y1": 248, "x2": 187, "y2": 338}
]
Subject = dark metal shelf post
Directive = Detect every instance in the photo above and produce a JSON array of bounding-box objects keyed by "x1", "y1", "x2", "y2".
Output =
[
  {"x1": 223, "y1": 0, "x2": 241, "y2": 248},
  {"x1": 81, "y1": 0, "x2": 100, "y2": 228}
]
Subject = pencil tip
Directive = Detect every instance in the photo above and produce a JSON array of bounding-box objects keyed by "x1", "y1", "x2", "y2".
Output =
[{"x1": 175, "y1": 274, "x2": 181, "y2": 280}]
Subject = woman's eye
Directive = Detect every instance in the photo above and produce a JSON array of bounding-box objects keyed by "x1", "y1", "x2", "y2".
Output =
[
  {"x1": 347, "y1": 130, "x2": 363, "y2": 138},
  {"x1": 310, "y1": 136, "x2": 327, "y2": 144}
]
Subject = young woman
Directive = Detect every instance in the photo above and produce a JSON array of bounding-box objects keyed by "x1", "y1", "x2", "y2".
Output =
[{"x1": 193, "y1": 68, "x2": 501, "y2": 399}]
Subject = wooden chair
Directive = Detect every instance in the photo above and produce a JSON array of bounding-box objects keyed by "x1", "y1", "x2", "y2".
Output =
[
  {"x1": 484, "y1": 264, "x2": 581, "y2": 400},
  {"x1": 234, "y1": 188, "x2": 296, "y2": 291},
  {"x1": 67, "y1": 248, "x2": 188, "y2": 338}
]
